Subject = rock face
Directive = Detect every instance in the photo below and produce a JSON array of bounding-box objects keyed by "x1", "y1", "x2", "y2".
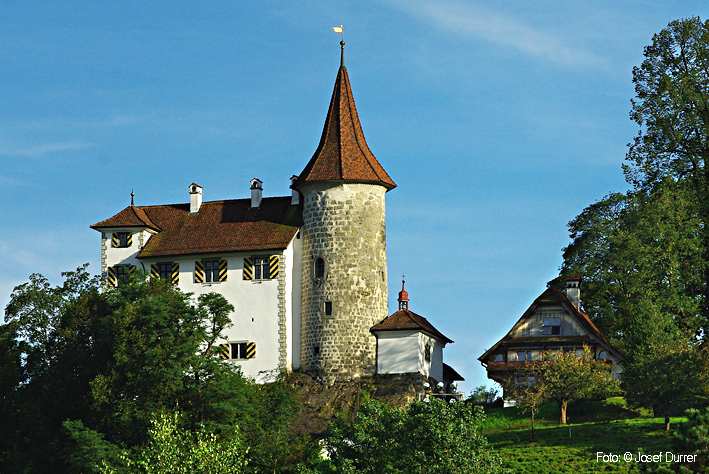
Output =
[{"x1": 299, "y1": 182, "x2": 388, "y2": 382}]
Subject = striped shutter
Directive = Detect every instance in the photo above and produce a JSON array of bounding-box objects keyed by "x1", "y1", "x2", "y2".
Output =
[
  {"x1": 219, "y1": 343, "x2": 230, "y2": 360},
  {"x1": 219, "y1": 259, "x2": 228, "y2": 282},
  {"x1": 112, "y1": 233, "x2": 119, "y2": 248},
  {"x1": 269, "y1": 255, "x2": 279, "y2": 279},
  {"x1": 243, "y1": 258, "x2": 253, "y2": 280},
  {"x1": 107, "y1": 266, "x2": 118, "y2": 287},
  {"x1": 150, "y1": 264, "x2": 159, "y2": 279},
  {"x1": 126, "y1": 233, "x2": 133, "y2": 247},
  {"x1": 246, "y1": 342, "x2": 256, "y2": 359},
  {"x1": 128, "y1": 265, "x2": 136, "y2": 275},
  {"x1": 171, "y1": 263, "x2": 179, "y2": 284},
  {"x1": 195, "y1": 261, "x2": 204, "y2": 283}
]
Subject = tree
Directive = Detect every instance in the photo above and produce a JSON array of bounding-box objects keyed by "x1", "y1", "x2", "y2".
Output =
[
  {"x1": 1, "y1": 266, "x2": 316, "y2": 474},
  {"x1": 542, "y1": 347, "x2": 619, "y2": 424},
  {"x1": 624, "y1": 16, "x2": 709, "y2": 332},
  {"x1": 506, "y1": 365, "x2": 547, "y2": 440},
  {"x1": 311, "y1": 399, "x2": 510, "y2": 474},
  {"x1": 624, "y1": 343, "x2": 709, "y2": 431},
  {"x1": 98, "y1": 411, "x2": 248, "y2": 474}
]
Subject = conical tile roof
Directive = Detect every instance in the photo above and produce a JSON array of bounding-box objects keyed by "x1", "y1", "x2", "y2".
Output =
[{"x1": 293, "y1": 56, "x2": 396, "y2": 191}]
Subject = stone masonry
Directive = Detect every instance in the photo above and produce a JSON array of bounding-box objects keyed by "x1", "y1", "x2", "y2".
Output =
[{"x1": 300, "y1": 182, "x2": 388, "y2": 382}]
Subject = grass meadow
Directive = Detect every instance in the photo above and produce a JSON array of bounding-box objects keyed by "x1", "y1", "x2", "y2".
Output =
[{"x1": 482, "y1": 398, "x2": 684, "y2": 473}]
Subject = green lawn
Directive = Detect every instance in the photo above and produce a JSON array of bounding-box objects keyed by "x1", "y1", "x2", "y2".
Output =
[{"x1": 482, "y1": 399, "x2": 683, "y2": 473}]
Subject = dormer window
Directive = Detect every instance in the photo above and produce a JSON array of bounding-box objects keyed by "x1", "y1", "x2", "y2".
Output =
[{"x1": 543, "y1": 317, "x2": 561, "y2": 335}]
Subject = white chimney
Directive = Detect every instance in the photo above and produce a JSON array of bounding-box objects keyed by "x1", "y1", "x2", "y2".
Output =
[
  {"x1": 189, "y1": 183, "x2": 203, "y2": 214},
  {"x1": 565, "y1": 276, "x2": 581, "y2": 309},
  {"x1": 290, "y1": 175, "x2": 300, "y2": 205},
  {"x1": 250, "y1": 178, "x2": 263, "y2": 208}
]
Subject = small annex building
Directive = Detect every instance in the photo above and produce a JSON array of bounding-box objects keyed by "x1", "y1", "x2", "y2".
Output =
[
  {"x1": 478, "y1": 277, "x2": 622, "y2": 400},
  {"x1": 371, "y1": 280, "x2": 463, "y2": 386}
]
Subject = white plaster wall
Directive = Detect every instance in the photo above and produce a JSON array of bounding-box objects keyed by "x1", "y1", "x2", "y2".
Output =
[
  {"x1": 418, "y1": 333, "x2": 444, "y2": 381},
  {"x1": 142, "y1": 250, "x2": 287, "y2": 381},
  {"x1": 102, "y1": 228, "x2": 146, "y2": 269},
  {"x1": 288, "y1": 234, "x2": 302, "y2": 370},
  {"x1": 376, "y1": 331, "x2": 419, "y2": 374}
]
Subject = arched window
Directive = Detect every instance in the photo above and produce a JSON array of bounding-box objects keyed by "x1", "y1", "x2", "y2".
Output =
[
  {"x1": 315, "y1": 258, "x2": 325, "y2": 279},
  {"x1": 598, "y1": 351, "x2": 608, "y2": 360},
  {"x1": 495, "y1": 354, "x2": 504, "y2": 362}
]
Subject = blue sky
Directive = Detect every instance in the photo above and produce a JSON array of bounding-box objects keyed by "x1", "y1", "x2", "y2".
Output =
[{"x1": 2, "y1": 1, "x2": 707, "y2": 393}]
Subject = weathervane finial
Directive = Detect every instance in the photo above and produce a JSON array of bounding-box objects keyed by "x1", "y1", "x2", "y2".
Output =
[
  {"x1": 332, "y1": 25, "x2": 345, "y2": 68},
  {"x1": 130, "y1": 189, "x2": 135, "y2": 206}
]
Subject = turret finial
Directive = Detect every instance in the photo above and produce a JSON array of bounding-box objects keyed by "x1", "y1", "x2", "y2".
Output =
[
  {"x1": 130, "y1": 189, "x2": 135, "y2": 206},
  {"x1": 340, "y1": 40, "x2": 345, "y2": 68}
]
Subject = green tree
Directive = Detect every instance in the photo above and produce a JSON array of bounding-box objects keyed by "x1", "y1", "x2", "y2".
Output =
[
  {"x1": 314, "y1": 398, "x2": 509, "y2": 474},
  {"x1": 2, "y1": 266, "x2": 316, "y2": 474},
  {"x1": 98, "y1": 411, "x2": 248, "y2": 474},
  {"x1": 624, "y1": 343, "x2": 709, "y2": 431},
  {"x1": 624, "y1": 16, "x2": 709, "y2": 331},
  {"x1": 506, "y1": 365, "x2": 547, "y2": 440},
  {"x1": 541, "y1": 347, "x2": 619, "y2": 425}
]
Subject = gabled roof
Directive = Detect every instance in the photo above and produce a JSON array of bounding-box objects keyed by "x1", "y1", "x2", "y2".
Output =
[
  {"x1": 443, "y1": 363, "x2": 465, "y2": 382},
  {"x1": 371, "y1": 309, "x2": 453, "y2": 344},
  {"x1": 90, "y1": 205, "x2": 161, "y2": 232},
  {"x1": 91, "y1": 197, "x2": 302, "y2": 258},
  {"x1": 478, "y1": 286, "x2": 620, "y2": 362},
  {"x1": 292, "y1": 63, "x2": 396, "y2": 191}
]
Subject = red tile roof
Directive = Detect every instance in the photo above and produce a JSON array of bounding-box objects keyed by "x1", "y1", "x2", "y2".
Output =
[
  {"x1": 292, "y1": 65, "x2": 396, "y2": 191},
  {"x1": 91, "y1": 205, "x2": 161, "y2": 232},
  {"x1": 371, "y1": 309, "x2": 453, "y2": 344},
  {"x1": 91, "y1": 197, "x2": 302, "y2": 258}
]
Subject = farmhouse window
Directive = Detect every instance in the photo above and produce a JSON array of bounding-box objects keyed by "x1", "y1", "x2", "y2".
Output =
[
  {"x1": 543, "y1": 317, "x2": 561, "y2": 335},
  {"x1": 517, "y1": 351, "x2": 532, "y2": 362}
]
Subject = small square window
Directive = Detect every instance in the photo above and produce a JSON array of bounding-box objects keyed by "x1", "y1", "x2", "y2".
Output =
[{"x1": 543, "y1": 317, "x2": 561, "y2": 335}]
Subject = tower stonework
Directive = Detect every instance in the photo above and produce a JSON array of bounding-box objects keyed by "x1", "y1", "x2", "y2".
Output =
[
  {"x1": 293, "y1": 43, "x2": 396, "y2": 382},
  {"x1": 299, "y1": 182, "x2": 388, "y2": 380}
]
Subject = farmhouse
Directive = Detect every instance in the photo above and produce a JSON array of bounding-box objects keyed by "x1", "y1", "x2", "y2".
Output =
[
  {"x1": 478, "y1": 277, "x2": 622, "y2": 399},
  {"x1": 90, "y1": 43, "x2": 462, "y2": 387}
]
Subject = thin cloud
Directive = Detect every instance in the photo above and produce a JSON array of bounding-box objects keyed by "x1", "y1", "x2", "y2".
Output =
[
  {"x1": 0, "y1": 141, "x2": 94, "y2": 159},
  {"x1": 387, "y1": 0, "x2": 607, "y2": 69}
]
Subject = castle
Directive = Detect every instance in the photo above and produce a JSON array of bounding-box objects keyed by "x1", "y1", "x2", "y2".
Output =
[{"x1": 91, "y1": 43, "x2": 462, "y2": 386}]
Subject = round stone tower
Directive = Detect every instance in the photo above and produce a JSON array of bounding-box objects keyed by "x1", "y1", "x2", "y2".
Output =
[{"x1": 292, "y1": 42, "x2": 396, "y2": 382}]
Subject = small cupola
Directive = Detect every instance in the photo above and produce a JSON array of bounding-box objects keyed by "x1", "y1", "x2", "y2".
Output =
[
  {"x1": 565, "y1": 276, "x2": 581, "y2": 309},
  {"x1": 398, "y1": 275, "x2": 409, "y2": 311},
  {"x1": 290, "y1": 175, "x2": 300, "y2": 205},
  {"x1": 250, "y1": 178, "x2": 263, "y2": 208},
  {"x1": 189, "y1": 183, "x2": 203, "y2": 214}
]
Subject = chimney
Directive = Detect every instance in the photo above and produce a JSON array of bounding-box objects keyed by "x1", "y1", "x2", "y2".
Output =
[
  {"x1": 250, "y1": 178, "x2": 263, "y2": 208},
  {"x1": 290, "y1": 175, "x2": 300, "y2": 205},
  {"x1": 565, "y1": 276, "x2": 581, "y2": 309},
  {"x1": 189, "y1": 183, "x2": 203, "y2": 214}
]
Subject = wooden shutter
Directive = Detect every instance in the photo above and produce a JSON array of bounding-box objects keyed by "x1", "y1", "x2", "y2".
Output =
[
  {"x1": 195, "y1": 261, "x2": 204, "y2": 283},
  {"x1": 107, "y1": 266, "x2": 118, "y2": 287},
  {"x1": 246, "y1": 342, "x2": 256, "y2": 359},
  {"x1": 171, "y1": 263, "x2": 179, "y2": 284},
  {"x1": 219, "y1": 259, "x2": 228, "y2": 282},
  {"x1": 150, "y1": 264, "x2": 159, "y2": 279},
  {"x1": 219, "y1": 343, "x2": 230, "y2": 360},
  {"x1": 128, "y1": 265, "x2": 135, "y2": 275},
  {"x1": 243, "y1": 258, "x2": 253, "y2": 280},
  {"x1": 126, "y1": 233, "x2": 133, "y2": 247},
  {"x1": 112, "y1": 233, "x2": 119, "y2": 248},
  {"x1": 269, "y1": 255, "x2": 279, "y2": 279}
]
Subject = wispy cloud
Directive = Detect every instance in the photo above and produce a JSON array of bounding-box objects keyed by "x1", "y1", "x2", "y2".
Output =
[
  {"x1": 386, "y1": 0, "x2": 606, "y2": 69},
  {"x1": 0, "y1": 141, "x2": 94, "y2": 158}
]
